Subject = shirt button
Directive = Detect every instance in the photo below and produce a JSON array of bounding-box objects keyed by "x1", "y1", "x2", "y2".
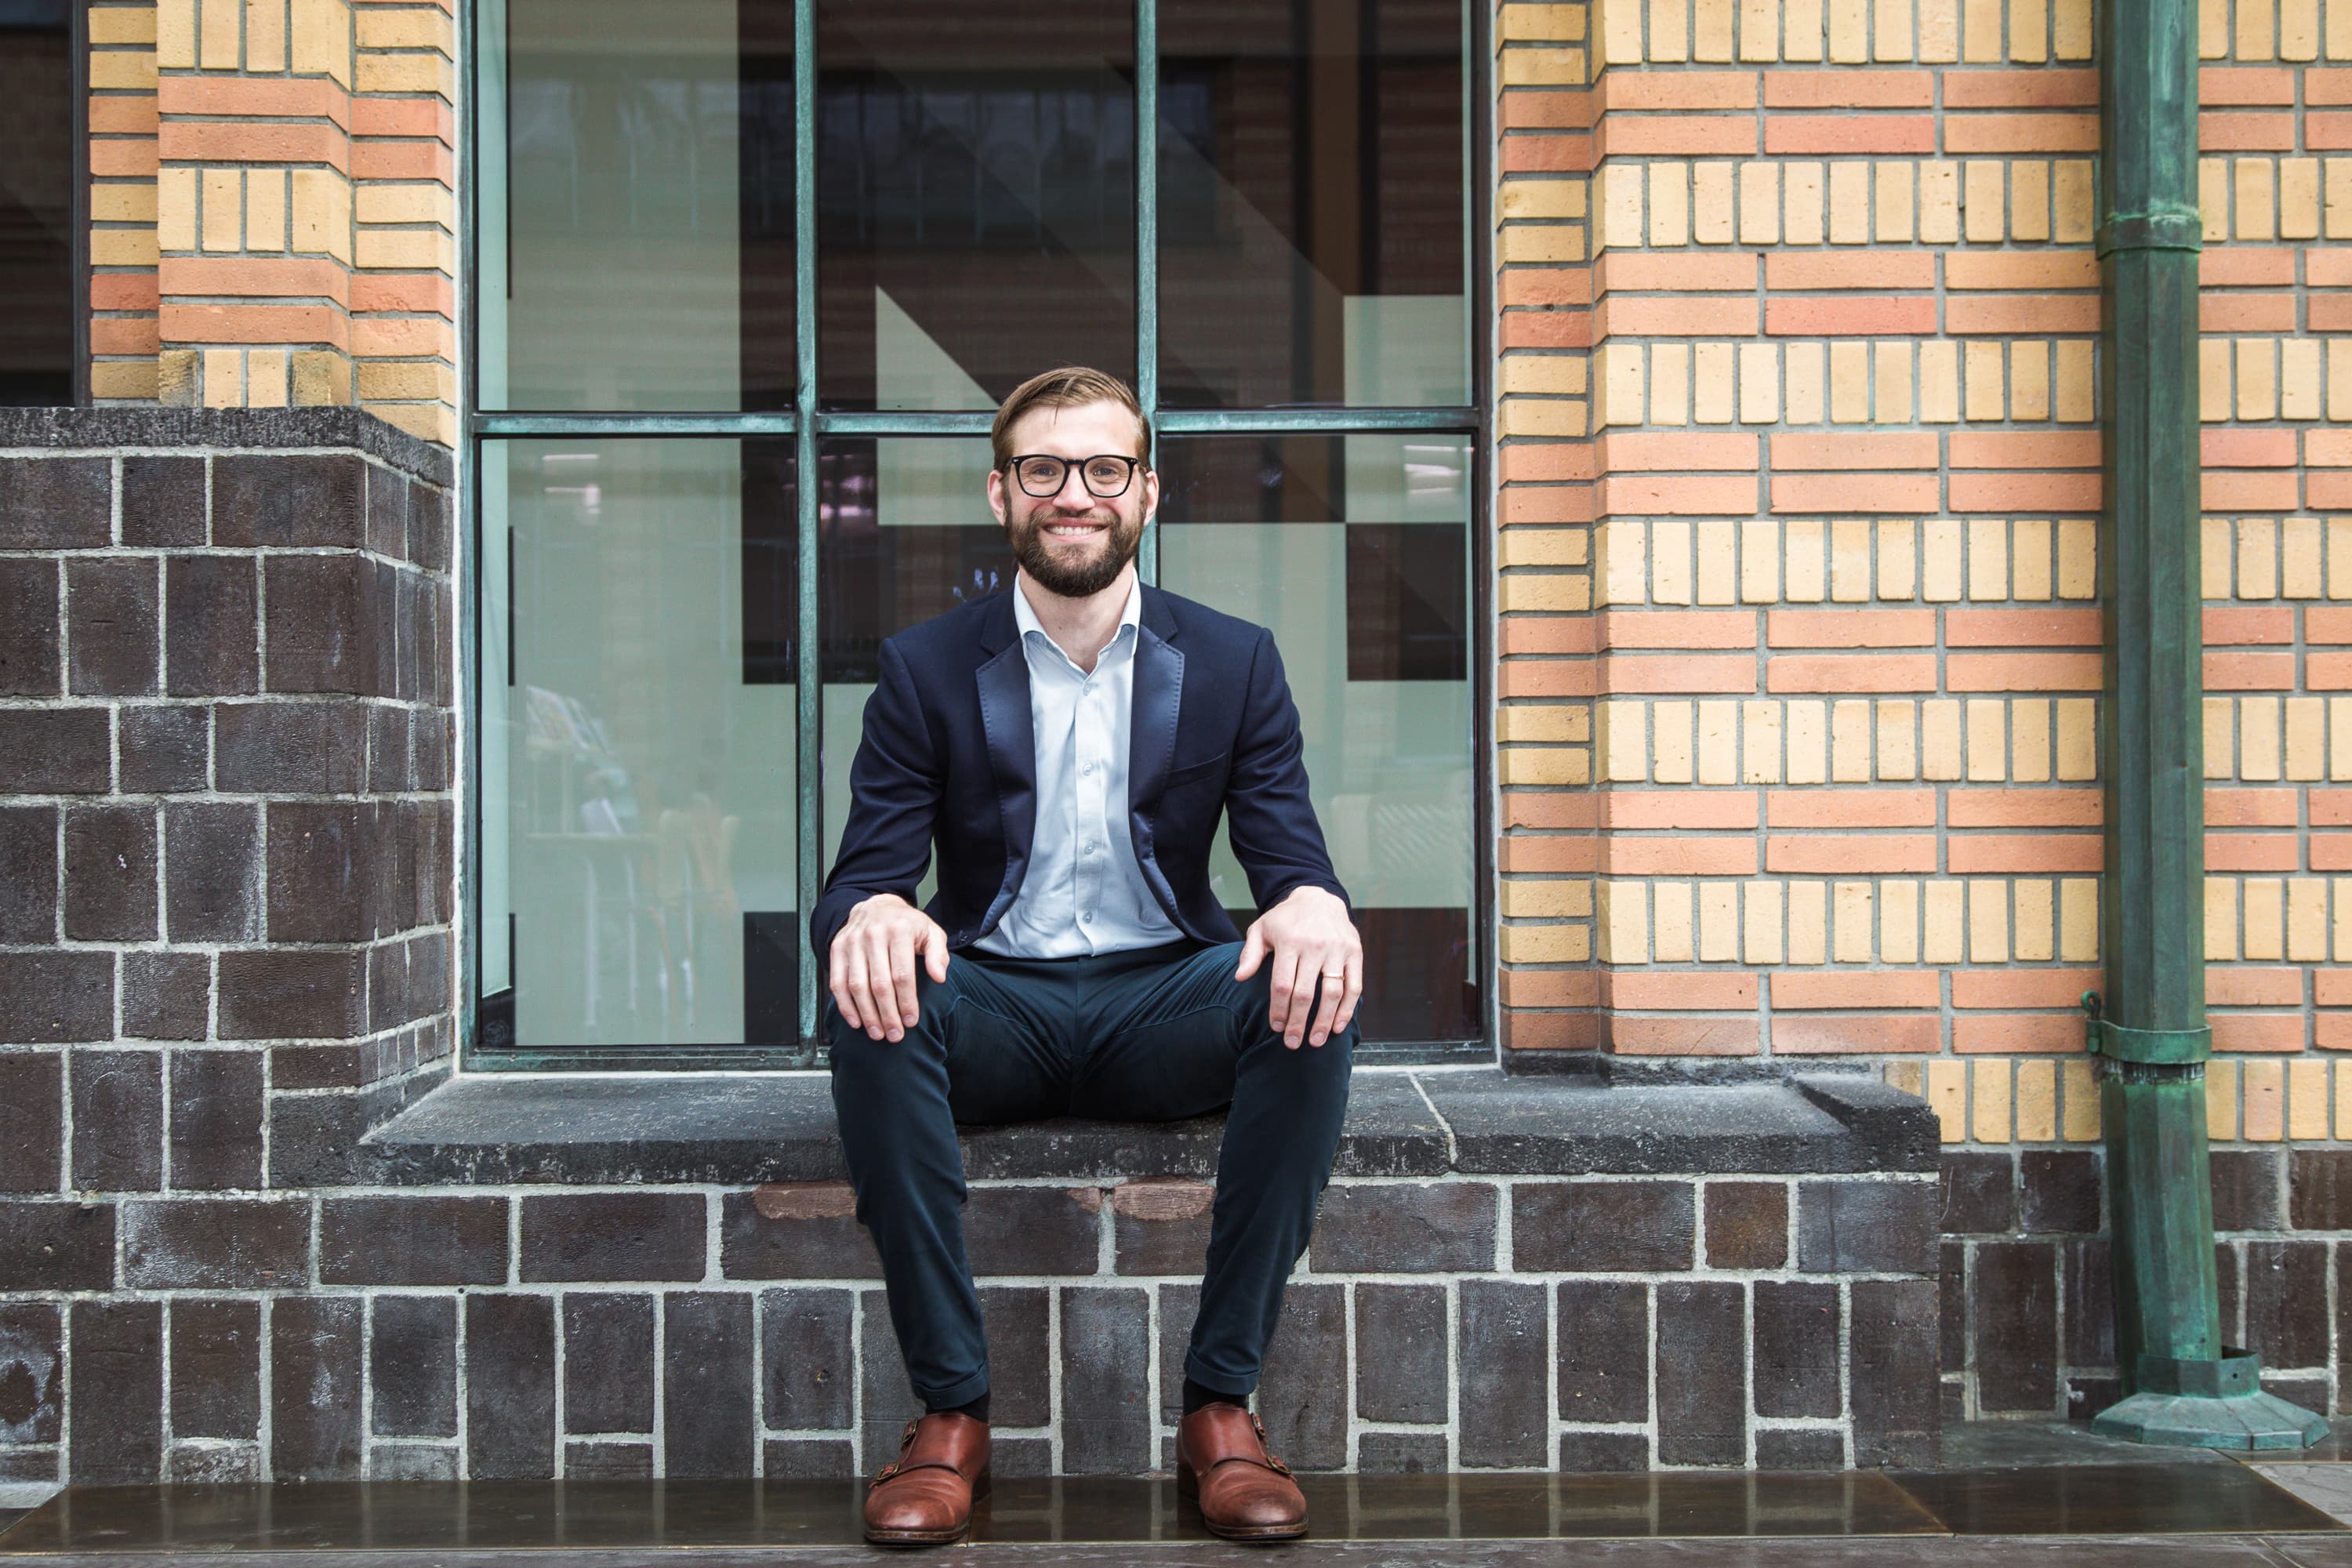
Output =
[
  {"x1": 1083, "y1": 763, "x2": 1094, "y2": 775},
  {"x1": 1080, "y1": 912, "x2": 1094, "y2": 924}
]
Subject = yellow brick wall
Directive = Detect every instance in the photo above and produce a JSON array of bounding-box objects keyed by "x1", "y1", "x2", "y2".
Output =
[
  {"x1": 1494, "y1": 0, "x2": 2352, "y2": 1153},
  {"x1": 90, "y1": 0, "x2": 456, "y2": 441}
]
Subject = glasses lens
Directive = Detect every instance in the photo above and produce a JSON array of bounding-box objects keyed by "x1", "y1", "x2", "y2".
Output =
[
  {"x1": 1082, "y1": 457, "x2": 1133, "y2": 497},
  {"x1": 1015, "y1": 456, "x2": 1068, "y2": 496}
]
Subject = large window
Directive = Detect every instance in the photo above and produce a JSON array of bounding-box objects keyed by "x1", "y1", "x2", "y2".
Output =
[{"x1": 471, "y1": 0, "x2": 1484, "y2": 1065}]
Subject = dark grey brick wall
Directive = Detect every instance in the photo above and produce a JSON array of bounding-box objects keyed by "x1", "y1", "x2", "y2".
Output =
[
  {"x1": 1939, "y1": 1145, "x2": 2350, "y2": 1427},
  {"x1": 0, "y1": 1172, "x2": 1940, "y2": 1483},
  {"x1": 0, "y1": 420, "x2": 458, "y2": 1495}
]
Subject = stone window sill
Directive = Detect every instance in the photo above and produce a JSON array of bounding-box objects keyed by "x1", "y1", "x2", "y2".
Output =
[{"x1": 364, "y1": 1067, "x2": 1936, "y2": 1185}]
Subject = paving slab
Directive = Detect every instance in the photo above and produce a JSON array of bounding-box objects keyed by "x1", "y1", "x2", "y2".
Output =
[
  {"x1": 2252, "y1": 1468, "x2": 2352, "y2": 1529},
  {"x1": 1936, "y1": 1423, "x2": 2236, "y2": 1469},
  {"x1": 1891, "y1": 1465, "x2": 2341, "y2": 1537}
]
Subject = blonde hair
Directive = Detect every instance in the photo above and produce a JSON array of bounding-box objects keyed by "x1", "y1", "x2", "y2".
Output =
[{"x1": 990, "y1": 366, "x2": 1151, "y2": 472}]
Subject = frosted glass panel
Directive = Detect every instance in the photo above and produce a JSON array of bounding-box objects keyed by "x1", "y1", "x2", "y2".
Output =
[
  {"x1": 1157, "y1": 434, "x2": 1475, "y2": 1040},
  {"x1": 483, "y1": 439, "x2": 798, "y2": 1048},
  {"x1": 480, "y1": 0, "x2": 794, "y2": 410}
]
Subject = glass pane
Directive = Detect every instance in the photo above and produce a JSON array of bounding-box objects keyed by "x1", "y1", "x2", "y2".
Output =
[
  {"x1": 481, "y1": 438, "x2": 799, "y2": 1049},
  {"x1": 479, "y1": 0, "x2": 794, "y2": 411},
  {"x1": 1158, "y1": 434, "x2": 1475, "y2": 1042},
  {"x1": 815, "y1": 1, "x2": 1135, "y2": 408},
  {"x1": 818, "y1": 437, "x2": 1008, "y2": 890},
  {"x1": 0, "y1": 0, "x2": 71, "y2": 405},
  {"x1": 1159, "y1": 0, "x2": 1468, "y2": 409}
]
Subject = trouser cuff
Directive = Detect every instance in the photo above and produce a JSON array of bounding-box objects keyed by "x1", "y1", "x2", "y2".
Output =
[
  {"x1": 917, "y1": 1366, "x2": 991, "y2": 1413},
  {"x1": 1181, "y1": 1349, "x2": 1258, "y2": 1400}
]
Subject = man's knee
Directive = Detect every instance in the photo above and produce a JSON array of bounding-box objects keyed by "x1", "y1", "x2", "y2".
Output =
[
  {"x1": 1220, "y1": 960, "x2": 1359, "y2": 1058},
  {"x1": 826, "y1": 993, "x2": 936, "y2": 1094}
]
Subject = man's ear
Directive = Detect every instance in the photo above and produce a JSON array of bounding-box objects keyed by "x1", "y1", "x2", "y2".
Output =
[{"x1": 985, "y1": 465, "x2": 1008, "y2": 527}]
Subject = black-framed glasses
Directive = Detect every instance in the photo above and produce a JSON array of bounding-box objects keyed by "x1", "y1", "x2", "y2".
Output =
[{"x1": 1006, "y1": 452, "x2": 1145, "y2": 499}]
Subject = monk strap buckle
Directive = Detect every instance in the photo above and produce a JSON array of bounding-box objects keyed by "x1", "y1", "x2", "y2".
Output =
[{"x1": 869, "y1": 1462, "x2": 900, "y2": 1486}]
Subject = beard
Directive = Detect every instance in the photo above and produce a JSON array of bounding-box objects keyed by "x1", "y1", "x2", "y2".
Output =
[{"x1": 1007, "y1": 501, "x2": 1143, "y2": 599}]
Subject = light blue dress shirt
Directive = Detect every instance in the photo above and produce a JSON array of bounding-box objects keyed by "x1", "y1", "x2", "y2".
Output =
[{"x1": 974, "y1": 572, "x2": 1184, "y2": 960}]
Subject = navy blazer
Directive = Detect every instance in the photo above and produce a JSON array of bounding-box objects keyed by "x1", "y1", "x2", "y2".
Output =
[{"x1": 809, "y1": 584, "x2": 1351, "y2": 963}]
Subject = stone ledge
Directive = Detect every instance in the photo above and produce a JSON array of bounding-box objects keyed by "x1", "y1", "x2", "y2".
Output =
[
  {"x1": 0, "y1": 407, "x2": 452, "y2": 486},
  {"x1": 364, "y1": 1068, "x2": 1936, "y2": 1185}
]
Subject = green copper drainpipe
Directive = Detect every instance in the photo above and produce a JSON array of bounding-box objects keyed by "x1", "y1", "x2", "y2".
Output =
[{"x1": 2085, "y1": 0, "x2": 2325, "y2": 1450}]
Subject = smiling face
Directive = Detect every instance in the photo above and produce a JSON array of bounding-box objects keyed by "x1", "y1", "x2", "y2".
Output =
[{"x1": 986, "y1": 398, "x2": 1157, "y2": 601}]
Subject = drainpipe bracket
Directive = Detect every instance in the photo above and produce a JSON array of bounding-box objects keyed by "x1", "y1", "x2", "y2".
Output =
[
  {"x1": 2095, "y1": 207, "x2": 2207, "y2": 257},
  {"x1": 2091, "y1": 1020, "x2": 2212, "y2": 1064},
  {"x1": 2082, "y1": 990, "x2": 2211, "y2": 1064}
]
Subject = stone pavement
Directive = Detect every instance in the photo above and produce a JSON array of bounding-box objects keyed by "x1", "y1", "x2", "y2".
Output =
[{"x1": 3, "y1": 1423, "x2": 2351, "y2": 1565}]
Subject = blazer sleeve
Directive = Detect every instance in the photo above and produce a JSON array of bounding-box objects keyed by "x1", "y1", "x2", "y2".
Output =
[
  {"x1": 1220, "y1": 625, "x2": 1352, "y2": 916},
  {"x1": 808, "y1": 637, "x2": 942, "y2": 963}
]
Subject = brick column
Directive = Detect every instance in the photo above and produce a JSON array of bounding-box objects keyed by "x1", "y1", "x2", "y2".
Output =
[
  {"x1": 0, "y1": 405, "x2": 456, "y2": 1212},
  {"x1": 89, "y1": 0, "x2": 162, "y2": 402},
  {"x1": 96, "y1": 0, "x2": 455, "y2": 442},
  {"x1": 351, "y1": 0, "x2": 457, "y2": 445},
  {"x1": 1496, "y1": 1, "x2": 1603, "y2": 1054},
  {"x1": 154, "y1": 0, "x2": 356, "y2": 410}
]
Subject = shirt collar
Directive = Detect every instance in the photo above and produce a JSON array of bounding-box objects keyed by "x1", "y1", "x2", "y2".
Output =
[{"x1": 1012, "y1": 571, "x2": 1142, "y2": 661}]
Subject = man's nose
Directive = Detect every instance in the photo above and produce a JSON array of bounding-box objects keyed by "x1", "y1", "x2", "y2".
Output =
[{"x1": 1051, "y1": 466, "x2": 1094, "y2": 507}]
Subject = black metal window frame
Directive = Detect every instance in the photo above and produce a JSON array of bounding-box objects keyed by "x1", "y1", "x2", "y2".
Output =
[{"x1": 456, "y1": 0, "x2": 1497, "y2": 1070}]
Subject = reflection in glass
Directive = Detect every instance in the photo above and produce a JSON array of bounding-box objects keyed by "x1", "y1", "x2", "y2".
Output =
[
  {"x1": 816, "y1": 0, "x2": 1135, "y2": 408},
  {"x1": 817, "y1": 437, "x2": 1008, "y2": 887},
  {"x1": 1159, "y1": 0, "x2": 1468, "y2": 408},
  {"x1": 478, "y1": 0, "x2": 794, "y2": 410},
  {"x1": 0, "y1": 0, "x2": 71, "y2": 404},
  {"x1": 481, "y1": 439, "x2": 798, "y2": 1048},
  {"x1": 1158, "y1": 434, "x2": 1475, "y2": 1040}
]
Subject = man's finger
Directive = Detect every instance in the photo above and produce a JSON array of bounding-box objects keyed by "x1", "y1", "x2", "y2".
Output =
[
  {"x1": 1233, "y1": 919, "x2": 1267, "y2": 982},
  {"x1": 1305, "y1": 952, "x2": 1345, "y2": 1046},
  {"x1": 1270, "y1": 941, "x2": 1311, "y2": 1047},
  {"x1": 843, "y1": 939, "x2": 879, "y2": 1039},
  {"x1": 922, "y1": 920, "x2": 951, "y2": 983},
  {"x1": 1330, "y1": 946, "x2": 1365, "y2": 1034},
  {"x1": 829, "y1": 935, "x2": 859, "y2": 1031},
  {"x1": 1263, "y1": 934, "x2": 1294, "y2": 1032},
  {"x1": 887, "y1": 924, "x2": 920, "y2": 1034},
  {"x1": 864, "y1": 928, "x2": 901, "y2": 1040}
]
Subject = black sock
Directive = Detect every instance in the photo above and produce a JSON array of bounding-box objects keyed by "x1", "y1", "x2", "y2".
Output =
[
  {"x1": 932, "y1": 1392, "x2": 989, "y2": 1424},
  {"x1": 1182, "y1": 1377, "x2": 1246, "y2": 1417}
]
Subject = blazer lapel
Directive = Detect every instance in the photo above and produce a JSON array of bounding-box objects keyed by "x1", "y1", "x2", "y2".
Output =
[
  {"x1": 975, "y1": 596, "x2": 1036, "y2": 924},
  {"x1": 1128, "y1": 588, "x2": 1184, "y2": 836}
]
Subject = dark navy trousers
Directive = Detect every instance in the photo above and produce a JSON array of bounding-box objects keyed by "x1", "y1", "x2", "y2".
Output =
[{"x1": 826, "y1": 937, "x2": 1356, "y2": 1411}]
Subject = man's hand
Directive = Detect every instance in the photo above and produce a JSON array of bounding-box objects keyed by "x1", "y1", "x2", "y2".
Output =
[
  {"x1": 829, "y1": 893, "x2": 951, "y2": 1042},
  {"x1": 1233, "y1": 886, "x2": 1363, "y2": 1049}
]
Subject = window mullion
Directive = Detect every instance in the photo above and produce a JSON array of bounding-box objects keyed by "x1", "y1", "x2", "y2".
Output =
[
  {"x1": 1135, "y1": 0, "x2": 1158, "y2": 589},
  {"x1": 794, "y1": 0, "x2": 823, "y2": 1051}
]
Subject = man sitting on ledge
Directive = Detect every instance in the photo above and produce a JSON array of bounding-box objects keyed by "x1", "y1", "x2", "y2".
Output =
[{"x1": 812, "y1": 366, "x2": 1364, "y2": 1547}]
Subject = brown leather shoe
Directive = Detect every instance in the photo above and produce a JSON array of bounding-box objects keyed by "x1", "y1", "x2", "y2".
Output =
[
  {"x1": 1175, "y1": 1403, "x2": 1308, "y2": 1541},
  {"x1": 863, "y1": 1411, "x2": 991, "y2": 1547}
]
